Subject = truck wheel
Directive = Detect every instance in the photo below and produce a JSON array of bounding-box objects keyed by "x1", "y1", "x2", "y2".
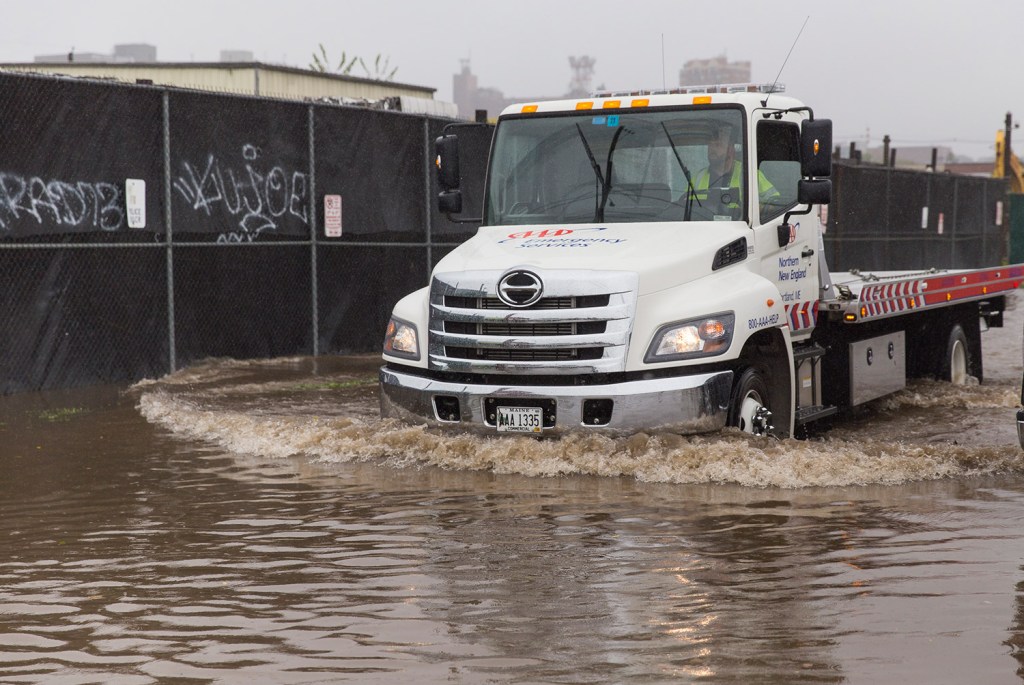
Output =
[
  {"x1": 939, "y1": 324, "x2": 970, "y2": 384},
  {"x1": 729, "y1": 367, "x2": 774, "y2": 436}
]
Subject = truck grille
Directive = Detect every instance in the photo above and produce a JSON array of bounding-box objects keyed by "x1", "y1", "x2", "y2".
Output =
[{"x1": 428, "y1": 270, "x2": 637, "y2": 375}]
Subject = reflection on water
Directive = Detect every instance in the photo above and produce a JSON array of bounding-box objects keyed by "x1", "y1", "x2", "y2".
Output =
[{"x1": 0, "y1": 294, "x2": 1023, "y2": 682}]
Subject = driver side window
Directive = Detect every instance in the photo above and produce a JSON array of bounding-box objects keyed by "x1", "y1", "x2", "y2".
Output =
[{"x1": 756, "y1": 120, "x2": 800, "y2": 223}]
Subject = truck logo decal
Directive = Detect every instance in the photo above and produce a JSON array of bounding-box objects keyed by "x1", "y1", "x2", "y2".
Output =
[
  {"x1": 500, "y1": 227, "x2": 609, "y2": 242},
  {"x1": 497, "y1": 270, "x2": 544, "y2": 307},
  {"x1": 499, "y1": 227, "x2": 626, "y2": 248}
]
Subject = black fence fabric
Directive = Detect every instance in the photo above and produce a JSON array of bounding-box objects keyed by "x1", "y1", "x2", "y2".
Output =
[
  {"x1": 0, "y1": 75, "x2": 164, "y2": 242},
  {"x1": 170, "y1": 92, "x2": 312, "y2": 242},
  {"x1": 823, "y1": 161, "x2": 1008, "y2": 272},
  {"x1": 0, "y1": 71, "x2": 487, "y2": 394}
]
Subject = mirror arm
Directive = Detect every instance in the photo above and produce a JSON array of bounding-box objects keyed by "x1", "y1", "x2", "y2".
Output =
[
  {"x1": 445, "y1": 213, "x2": 483, "y2": 224},
  {"x1": 779, "y1": 205, "x2": 814, "y2": 247}
]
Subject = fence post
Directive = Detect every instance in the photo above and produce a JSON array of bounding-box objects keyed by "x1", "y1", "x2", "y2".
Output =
[
  {"x1": 884, "y1": 164, "x2": 892, "y2": 269},
  {"x1": 424, "y1": 117, "x2": 433, "y2": 276},
  {"x1": 309, "y1": 105, "x2": 319, "y2": 357},
  {"x1": 950, "y1": 176, "x2": 959, "y2": 267},
  {"x1": 163, "y1": 90, "x2": 177, "y2": 373},
  {"x1": 982, "y1": 181, "x2": 988, "y2": 264}
]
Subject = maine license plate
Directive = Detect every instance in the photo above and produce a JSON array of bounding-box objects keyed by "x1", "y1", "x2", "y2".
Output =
[{"x1": 496, "y1": 405, "x2": 543, "y2": 433}]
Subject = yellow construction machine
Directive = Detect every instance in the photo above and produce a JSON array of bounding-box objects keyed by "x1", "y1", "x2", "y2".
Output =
[{"x1": 994, "y1": 125, "x2": 1024, "y2": 193}]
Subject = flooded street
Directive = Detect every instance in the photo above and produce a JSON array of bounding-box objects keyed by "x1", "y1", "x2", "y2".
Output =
[{"x1": 2, "y1": 296, "x2": 1024, "y2": 683}]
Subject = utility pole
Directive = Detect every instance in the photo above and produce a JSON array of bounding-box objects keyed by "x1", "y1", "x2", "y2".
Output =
[{"x1": 1005, "y1": 112, "x2": 1014, "y2": 179}]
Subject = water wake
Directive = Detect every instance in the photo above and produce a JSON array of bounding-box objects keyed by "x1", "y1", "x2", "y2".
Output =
[{"x1": 136, "y1": 374, "x2": 1024, "y2": 489}]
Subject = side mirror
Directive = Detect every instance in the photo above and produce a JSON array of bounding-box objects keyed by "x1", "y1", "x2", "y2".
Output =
[
  {"x1": 435, "y1": 134, "x2": 461, "y2": 191},
  {"x1": 798, "y1": 178, "x2": 832, "y2": 205},
  {"x1": 800, "y1": 119, "x2": 832, "y2": 178}
]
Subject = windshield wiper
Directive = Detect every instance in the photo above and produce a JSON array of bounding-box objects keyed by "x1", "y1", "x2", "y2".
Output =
[
  {"x1": 574, "y1": 124, "x2": 605, "y2": 220},
  {"x1": 661, "y1": 122, "x2": 701, "y2": 221},
  {"x1": 574, "y1": 123, "x2": 626, "y2": 222},
  {"x1": 597, "y1": 125, "x2": 625, "y2": 222}
]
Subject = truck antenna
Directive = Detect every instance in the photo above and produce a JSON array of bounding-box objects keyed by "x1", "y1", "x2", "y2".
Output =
[
  {"x1": 661, "y1": 34, "x2": 666, "y2": 90},
  {"x1": 763, "y1": 15, "x2": 809, "y2": 107}
]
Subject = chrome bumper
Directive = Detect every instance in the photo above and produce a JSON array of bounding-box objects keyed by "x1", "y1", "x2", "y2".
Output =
[{"x1": 379, "y1": 366, "x2": 734, "y2": 436}]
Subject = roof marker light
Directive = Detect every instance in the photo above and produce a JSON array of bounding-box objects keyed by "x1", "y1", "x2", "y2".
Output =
[
  {"x1": 590, "y1": 83, "x2": 784, "y2": 98},
  {"x1": 576, "y1": 101, "x2": 594, "y2": 110},
  {"x1": 631, "y1": 98, "x2": 650, "y2": 108},
  {"x1": 692, "y1": 95, "x2": 713, "y2": 105},
  {"x1": 521, "y1": 104, "x2": 538, "y2": 113},
  {"x1": 602, "y1": 100, "x2": 621, "y2": 109}
]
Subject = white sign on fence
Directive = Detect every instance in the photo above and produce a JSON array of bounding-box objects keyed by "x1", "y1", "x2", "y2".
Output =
[
  {"x1": 126, "y1": 179, "x2": 146, "y2": 229},
  {"x1": 324, "y1": 195, "x2": 342, "y2": 237}
]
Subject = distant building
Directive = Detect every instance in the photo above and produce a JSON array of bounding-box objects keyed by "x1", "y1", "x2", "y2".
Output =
[
  {"x1": 220, "y1": 50, "x2": 255, "y2": 63},
  {"x1": 452, "y1": 57, "x2": 596, "y2": 121},
  {"x1": 7, "y1": 49, "x2": 452, "y2": 114},
  {"x1": 679, "y1": 55, "x2": 751, "y2": 87},
  {"x1": 34, "y1": 51, "x2": 109, "y2": 63},
  {"x1": 944, "y1": 161, "x2": 996, "y2": 177},
  {"x1": 36, "y1": 43, "x2": 157, "y2": 63},
  {"x1": 114, "y1": 44, "x2": 157, "y2": 62},
  {"x1": 15, "y1": 42, "x2": 453, "y2": 114},
  {"x1": 861, "y1": 144, "x2": 955, "y2": 170},
  {"x1": 453, "y1": 60, "x2": 509, "y2": 120}
]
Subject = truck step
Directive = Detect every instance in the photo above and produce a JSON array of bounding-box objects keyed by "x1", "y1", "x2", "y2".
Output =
[
  {"x1": 792, "y1": 343, "x2": 826, "y2": 363},
  {"x1": 795, "y1": 404, "x2": 838, "y2": 426}
]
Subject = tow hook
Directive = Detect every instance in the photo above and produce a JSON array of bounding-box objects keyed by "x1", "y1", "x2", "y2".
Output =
[{"x1": 752, "y1": 407, "x2": 774, "y2": 437}]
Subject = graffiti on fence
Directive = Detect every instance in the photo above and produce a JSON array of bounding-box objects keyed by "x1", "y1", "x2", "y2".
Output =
[
  {"x1": 0, "y1": 173, "x2": 124, "y2": 233},
  {"x1": 173, "y1": 144, "x2": 309, "y2": 242}
]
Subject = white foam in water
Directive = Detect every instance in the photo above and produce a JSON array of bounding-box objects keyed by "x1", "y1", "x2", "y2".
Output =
[{"x1": 136, "y1": 380, "x2": 1024, "y2": 489}]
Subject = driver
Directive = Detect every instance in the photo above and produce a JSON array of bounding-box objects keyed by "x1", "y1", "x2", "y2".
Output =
[{"x1": 694, "y1": 121, "x2": 779, "y2": 218}]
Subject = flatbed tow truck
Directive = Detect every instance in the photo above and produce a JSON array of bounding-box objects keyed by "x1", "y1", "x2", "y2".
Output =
[{"x1": 379, "y1": 83, "x2": 1022, "y2": 438}]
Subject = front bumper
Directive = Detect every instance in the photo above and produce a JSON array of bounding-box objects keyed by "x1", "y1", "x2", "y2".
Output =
[{"x1": 379, "y1": 366, "x2": 734, "y2": 436}]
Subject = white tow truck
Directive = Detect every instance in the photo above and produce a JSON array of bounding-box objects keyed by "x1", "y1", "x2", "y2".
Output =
[{"x1": 380, "y1": 84, "x2": 1023, "y2": 438}]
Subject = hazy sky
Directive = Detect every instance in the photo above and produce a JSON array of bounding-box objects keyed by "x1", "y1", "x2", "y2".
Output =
[{"x1": 3, "y1": 0, "x2": 1021, "y2": 159}]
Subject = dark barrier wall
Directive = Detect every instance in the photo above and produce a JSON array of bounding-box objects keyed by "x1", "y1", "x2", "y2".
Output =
[
  {"x1": 0, "y1": 75, "x2": 165, "y2": 242},
  {"x1": 823, "y1": 161, "x2": 1008, "y2": 271},
  {"x1": 170, "y1": 92, "x2": 312, "y2": 243},
  {"x1": 0, "y1": 71, "x2": 488, "y2": 393}
]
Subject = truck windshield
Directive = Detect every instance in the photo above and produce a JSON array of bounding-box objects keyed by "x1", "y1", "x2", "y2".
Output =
[{"x1": 484, "y1": 107, "x2": 746, "y2": 226}]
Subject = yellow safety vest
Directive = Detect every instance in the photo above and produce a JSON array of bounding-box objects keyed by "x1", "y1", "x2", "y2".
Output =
[{"x1": 694, "y1": 161, "x2": 779, "y2": 206}]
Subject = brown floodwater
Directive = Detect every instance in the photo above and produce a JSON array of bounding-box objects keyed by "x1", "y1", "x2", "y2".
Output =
[{"x1": 2, "y1": 294, "x2": 1024, "y2": 684}]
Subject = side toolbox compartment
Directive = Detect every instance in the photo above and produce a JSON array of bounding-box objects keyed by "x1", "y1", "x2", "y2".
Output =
[{"x1": 849, "y1": 331, "x2": 906, "y2": 406}]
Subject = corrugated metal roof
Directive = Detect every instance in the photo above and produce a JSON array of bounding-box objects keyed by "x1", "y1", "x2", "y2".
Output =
[{"x1": 0, "y1": 61, "x2": 436, "y2": 101}]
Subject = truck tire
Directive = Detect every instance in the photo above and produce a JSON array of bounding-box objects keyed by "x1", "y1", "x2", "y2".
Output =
[
  {"x1": 728, "y1": 367, "x2": 774, "y2": 436},
  {"x1": 939, "y1": 324, "x2": 970, "y2": 384}
]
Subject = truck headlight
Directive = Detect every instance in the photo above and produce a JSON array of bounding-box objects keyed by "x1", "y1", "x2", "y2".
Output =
[
  {"x1": 383, "y1": 317, "x2": 420, "y2": 360},
  {"x1": 644, "y1": 312, "x2": 734, "y2": 362}
]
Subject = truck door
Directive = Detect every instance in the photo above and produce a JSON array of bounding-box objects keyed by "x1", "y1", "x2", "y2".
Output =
[{"x1": 752, "y1": 115, "x2": 821, "y2": 339}]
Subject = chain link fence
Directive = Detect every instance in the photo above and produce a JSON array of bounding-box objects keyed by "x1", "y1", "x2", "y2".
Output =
[{"x1": 823, "y1": 161, "x2": 1008, "y2": 272}]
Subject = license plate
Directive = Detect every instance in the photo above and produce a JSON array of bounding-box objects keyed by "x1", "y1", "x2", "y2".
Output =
[{"x1": 496, "y1": 406, "x2": 544, "y2": 433}]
